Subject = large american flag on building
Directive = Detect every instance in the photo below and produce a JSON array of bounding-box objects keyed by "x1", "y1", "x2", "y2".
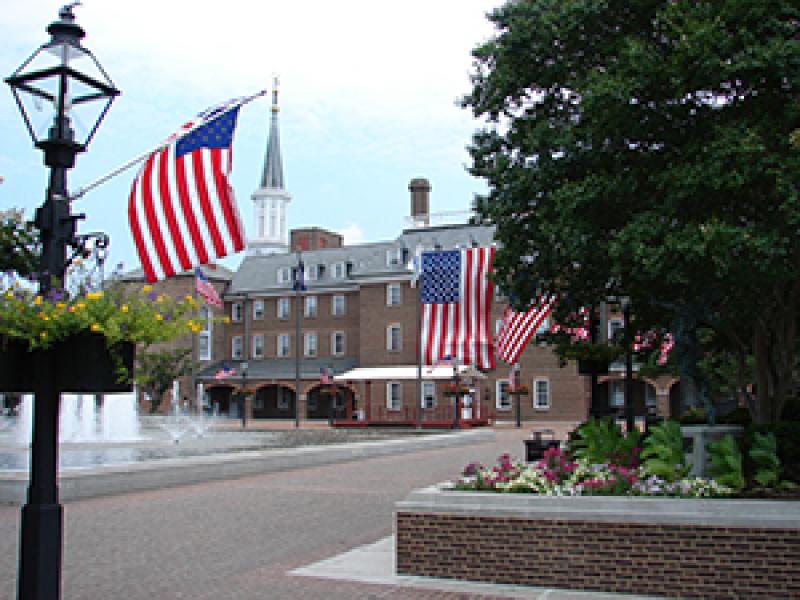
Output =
[
  {"x1": 128, "y1": 99, "x2": 246, "y2": 282},
  {"x1": 420, "y1": 247, "x2": 495, "y2": 370},
  {"x1": 496, "y1": 294, "x2": 557, "y2": 365}
]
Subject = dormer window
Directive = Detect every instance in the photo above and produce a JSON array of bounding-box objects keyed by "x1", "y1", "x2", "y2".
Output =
[
  {"x1": 386, "y1": 248, "x2": 402, "y2": 266},
  {"x1": 277, "y1": 266, "x2": 292, "y2": 284},
  {"x1": 332, "y1": 262, "x2": 347, "y2": 279}
]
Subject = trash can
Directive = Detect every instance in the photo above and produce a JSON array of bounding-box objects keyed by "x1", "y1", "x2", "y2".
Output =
[{"x1": 524, "y1": 428, "x2": 560, "y2": 462}]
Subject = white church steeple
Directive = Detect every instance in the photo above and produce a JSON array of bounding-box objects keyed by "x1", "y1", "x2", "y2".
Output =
[{"x1": 249, "y1": 77, "x2": 290, "y2": 255}]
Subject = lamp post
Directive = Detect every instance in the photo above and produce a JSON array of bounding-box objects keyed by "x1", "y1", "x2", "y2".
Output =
[
  {"x1": 5, "y1": 6, "x2": 119, "y2": 600},
  {"x1": 240, "y1": 361, "x2": 248, "y2": 428},
  {"x1": 451, "y1": 360, "x2": 460, "y2": 430},
  {"x1": 622, "y1": 298, "x2": 635, "y2": 433}
]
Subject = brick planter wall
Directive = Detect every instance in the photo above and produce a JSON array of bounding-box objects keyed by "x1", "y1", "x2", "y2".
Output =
[{"x1": 395, "y1": 487, "x2": 800, "y2": 599}]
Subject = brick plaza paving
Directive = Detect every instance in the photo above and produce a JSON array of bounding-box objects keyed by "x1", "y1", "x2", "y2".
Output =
[{"x1": 0, "y1": 423, "x2": 654, "y2": 600}]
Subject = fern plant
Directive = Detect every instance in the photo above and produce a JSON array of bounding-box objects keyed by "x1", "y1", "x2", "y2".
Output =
[
  {"x1": 706, "y1": 434, "x2": 745, "y2": 492},
  {"x1": 749, "y1": 432, "x2": 780, "y2": 488},
  {"x1": 570, "y1": 418, "x2": 641, "y2": 467},
  {"x1": 640, "y1": 420, "x2": 690, "y2": 482}
]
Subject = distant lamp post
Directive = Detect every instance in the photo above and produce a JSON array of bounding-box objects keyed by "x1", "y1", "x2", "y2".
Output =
[
  {"x1": 240, "y1": 361, "x2": 249, "y2": 428},
  {"x1": 508, "y1": 365, "x2": 529, "y2": 428},
  {"x1": 5, "y1": 5, "x2": 118, "y2": 600},
  {"x1": 622, "y1": 297, "x2": 635, "y2": 433}
]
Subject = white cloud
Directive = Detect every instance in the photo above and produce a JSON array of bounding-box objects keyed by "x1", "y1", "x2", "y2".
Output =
[{"x1": 340, "y1": 223, "x2": 366, "y2": 246}]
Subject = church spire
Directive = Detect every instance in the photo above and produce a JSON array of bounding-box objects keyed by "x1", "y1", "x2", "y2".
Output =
[
  {"x1": 260, "y1": 76, "x2": 284, "y2": 190},
  {"x1": 250, "y1": 76, "x2": 291, "y2": 255}
]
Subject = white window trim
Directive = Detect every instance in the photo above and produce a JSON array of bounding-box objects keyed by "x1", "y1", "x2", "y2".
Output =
[
  {"x1": 386, "y1": 248, "x2": 402, "y2": 266},
  {"x1": 421, "y1": 381, "x2": 436, "y2": 409},
  {"x1": 386, "y1": 283, "x2": 401, "y2": 306},
  {"x1": 332, "y1": 294, "x2": 346, "y2": 316},
  {"x1": 386, "y1": 323, "x2": 401, "y2": 352},
  {"x1": 277, "y1": 334, "x2": 290, "y2": 358},
  {"x1": 495, "y1": 379, "x2": 511, "y2": 411},
  {"x1": 277, "y1": 297, "x2": 290, "y2": 319},
  {"x1": 304, "y1": 332, "x2": 318, "y2": 357},
  {"x1": 277, "y1": 266, "x2": 292, "y2": 284},
  {"x1": 198, "y1": 332, "x2": 212, "y2": 361},
  {"x1": 332, "y1": 262, "x2": 347, "y2": 279},
  {"x1": 533, "y1": 377, "x2": 550, "y2": 410},
  {"x1": 231, "y1": 302, "x2": 243, "y2": 323},
  {"x1": 304, "y1": 295, "x2": 317, "y2": 318},
  {"x1": 253, "y1": 299, "x2": 264, "y2": 321},
  {"x1": 231, "y1": 336, "x2": 243, "y2": 359},
  {"x1": 331, "y1": 331, "x2": 345, "y2": 356},
  {"x1": 252, "y1": 334, "x2": 265, "y2": 359},
  {"x1": 386, "y1": 381, "x2": 402, "y2": 411}
]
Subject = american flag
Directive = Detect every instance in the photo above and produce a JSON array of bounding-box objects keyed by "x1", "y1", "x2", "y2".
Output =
[
  {"x1": 194, "y1": 268, "x2": 222, "y2": 308},
  {"x1": 420, "y1": 247, "x2": 495, "y2": 370},
  {"x1": 496, "y1": 294, "x2": 557, "y2": 365},
  {"x1": 128, "y1": 98, "x2": 246, "y2": 282},
  {"x1": 214, "y1": 364, "x2": 236, "y2": 380}
]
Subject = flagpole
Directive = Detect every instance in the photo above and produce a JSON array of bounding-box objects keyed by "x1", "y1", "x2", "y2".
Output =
[
  {"x1": 68, "y1": 88, "x2": 269, "y2": 203},
  {"x1": 415, "y1": 277, "x2": 422, "y2": 430},
  {"x1": 294, "y1": 249, "x2": 302, "y2": 429}
]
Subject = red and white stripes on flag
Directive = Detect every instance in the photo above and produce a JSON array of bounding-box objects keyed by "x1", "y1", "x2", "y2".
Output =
[
  {"x1": 420, "y1": 247, "x2": 495, "y2": 370},
  {"x1": 128, "y1": 99, "x2": 246, "y2": 282},
  {"x1": 496, "y1": 294, "x2": 557, "y2": 364}
]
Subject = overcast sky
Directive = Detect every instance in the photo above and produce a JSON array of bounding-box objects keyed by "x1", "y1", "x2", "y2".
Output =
[{"x1": 0, "y1": 1, "x2": 502, "y2": 274}]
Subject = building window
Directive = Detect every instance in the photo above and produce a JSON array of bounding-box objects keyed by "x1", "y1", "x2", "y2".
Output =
[
  {"x1": 331, "y1": 262, "x2": 347, "y2": 279},
  {"x1": 386, "y1": 283, "x2": 401, "y2": 306},
  {"x1": 231, "y1": 336, "x2": 243, "y2": 359},
  {"x1": 231, "y1": 302, "x2": 243, "y2": 323},
  {"x1": 496, "y1": 379, "x2": 512, "y2": 411},
  {"x1": 277, "y1": 334, "x2": 290, "y2": 358},
  {"x1": 331, "y1": 331, "x2": 345, "y2": 356},
  {"x1": 646, "y1": 384, "x2": 657, "y2": 408},
  {"x1": 387, "y1": 324, "x2": 401, "y2": 352},
  {"x1": 386, "y1": 248, "x2": 402, "y2": 266},
  {"x1": 494, "y1": 285, "x2": 504, "y2": 301},
  {"x1": 421, "y1": 381, "x2": 436, "y2": 409},
  {"x1": 252, "y1": 334, "x2": 264, "y2": 359},
  {"x1": 533, "y1": 378, "x2": 550, "y2": 410},
  {"x1": 198, "y1": 306, "x2": 212, "y2": 361},
  {"x1": 332, "y1": 294, "x2": 346, "y2": 316},
  {"x1": 253, "y1": 300, "x2": 264, "y2": 320},
  {"x1": 306, "y1": 264, "x2": 319, "y2": 282},
  {"x1": 608, "y1": 318, "x2": 624, "y2": 344},
  {"x1": 277, "y1": 266, "x2": 292, "y2": 284},
  {"x1": 386, "y1": 382, "x2": 402, "y2": 410},
  {"x1": 304, "y1": 295, "x2": 317, "y2": 317},
  {"x1": 277, "y1": 297, "x2": 290, "y2": 319},
  {"x1": 609, "y1": 380, "x2": 625, "y2": 408},
  {"x1": 304, "y1": 332, "x2": 317, "y2": 357}
]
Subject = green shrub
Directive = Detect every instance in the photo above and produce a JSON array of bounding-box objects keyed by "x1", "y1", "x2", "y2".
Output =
[
  {"x1": 706, "y1": 434, "x2": 745, "y2": 492},
  {"x1": 749, "y1": 432, "x2": 780, "y2": 488},
  {"x1": 569, "y1": 418, "x2": 641, "y2": 467},
  {"x1": 749, "y1": 422, "x2": 800, "y2": 484},
  {"x1": 640, "y1": 420, "x2": 690, "y2": 482}
]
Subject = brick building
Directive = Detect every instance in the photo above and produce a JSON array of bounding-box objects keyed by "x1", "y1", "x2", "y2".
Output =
[{"x1": 128, "y1": 82, "x2": 679, "y2": 424}]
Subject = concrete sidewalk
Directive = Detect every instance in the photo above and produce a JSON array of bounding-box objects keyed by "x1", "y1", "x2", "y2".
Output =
[{"x1": 292, "y1": 536, "x2": 662, "y2": 599}]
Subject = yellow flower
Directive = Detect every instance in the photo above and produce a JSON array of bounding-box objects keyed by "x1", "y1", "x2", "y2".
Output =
[
  {"x1": 4, "y1": 291, "x2": 12, "y2": 299},
  {"x1": 86, "y1": 291, "x2": 103, "y2": 300},
  {"x1": 142, "y1": 285, "x2": 152, "y2": 293},
  {"x1": 39, "y1": 331, "x2": 47, "y2": 339},
  {"x1": 39, "y1": 314, "x2": 49, "y2": 321},
  {"x1": 34, "y1": 296, "x2": 42, "y2": 306},
  {"x1": 156, "y1": 295, "x2": 166, "y2": 303},
  {"x1": 91, "y1": 323, "x2": 101, "y2": 332},
  {"x1": 56, "y1": 302, "x2": 66, "y2": 310},
  {"x1": 155, "y1": 314, "x2": 163, "y2": 321},
  {"x1": 75, "y1": 302, "x2": 86, "y2": 310},
  {"x1": 184, "y1": 295, "x2": 193, "y2": 302},
  {"x1": 121, "y1": 304, "x2": 129, "y2": 313}
]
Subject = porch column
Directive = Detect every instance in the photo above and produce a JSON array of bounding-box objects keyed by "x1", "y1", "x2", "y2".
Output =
[{"x1": 364, "y1": 381, "x2": 372, "y2": 422}]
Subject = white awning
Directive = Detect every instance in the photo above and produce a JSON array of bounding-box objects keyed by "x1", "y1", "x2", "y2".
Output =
[{"x1": 333, "y1": 365, "x2": 486, "y2": 382}]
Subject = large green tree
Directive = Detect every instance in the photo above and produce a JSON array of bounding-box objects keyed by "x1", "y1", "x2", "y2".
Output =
[
  {"x1": 0, "y1": 209, "x2": 39, "y2": 277},
  {"x1": 464, "y1": 0, "x2": 800, "y2": 423}
]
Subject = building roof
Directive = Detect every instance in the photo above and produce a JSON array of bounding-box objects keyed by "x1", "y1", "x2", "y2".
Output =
[
  {"x1": 197, "y1": 356, "x2": 358, "y2": 383},
  {"x1": 227, "y1": 223, "x2": 495, "y2": 296},
  {"x1": 117, "y1": 263, "x2": 236, "y2": 284},
  {"x1": 260, "y1": 79, "x2": 284, "y2": 190}
]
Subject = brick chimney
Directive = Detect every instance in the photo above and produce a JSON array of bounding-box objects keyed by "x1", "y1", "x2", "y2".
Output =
[{"x1": 409, "y1": 178, "x2": 431, "y2": 226}]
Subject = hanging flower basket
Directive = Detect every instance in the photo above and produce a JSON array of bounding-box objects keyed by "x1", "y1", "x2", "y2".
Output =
[
  {"x1": 0, "y1": 332, "x2": 134, "y2": 393},
  {"x1": 442, "y1": 384, "x2": 472, "y2": 396}
]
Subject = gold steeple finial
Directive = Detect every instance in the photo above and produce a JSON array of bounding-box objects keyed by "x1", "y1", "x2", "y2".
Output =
[{"x1": 271, "y1": 76, "x2": 279, "y2": 113}]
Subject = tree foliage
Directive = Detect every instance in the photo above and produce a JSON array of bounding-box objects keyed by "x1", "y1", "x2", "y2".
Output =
[
  {"x1": 0, "y1": 209, "x2": 39, "y2": 277},
  {"x1": 136, "y1": 347, "x2": 194, "y2": 414},
  {"x1": 464, "y1": 0, "x2": 800, "y2": 422}
]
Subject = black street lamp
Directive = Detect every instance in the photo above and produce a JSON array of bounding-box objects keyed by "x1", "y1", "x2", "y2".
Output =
[{"x1": 5, "y1": 5, "x2": 118, "y2": 600}]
